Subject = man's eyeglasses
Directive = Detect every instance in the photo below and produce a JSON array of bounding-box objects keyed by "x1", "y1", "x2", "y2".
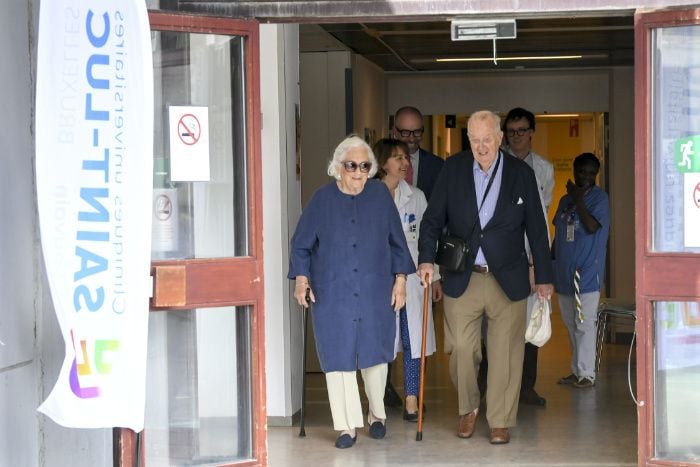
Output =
[
  {"x1": 395, "y1": 127, "x2": 424, "y2": 138},
  {"x1": 506, "y1": 128, "x2": 531, "y2": 137},
  {"x1": 342, "y1": 161, "x2": 372, "y2": 173}
]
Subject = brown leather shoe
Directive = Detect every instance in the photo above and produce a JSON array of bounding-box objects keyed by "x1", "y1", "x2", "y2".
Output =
[
  {"x1": 457, "y1": 409, "x2": 478, "y2": 438},
  {"x1": 489, "y1": 427, "x2": 510, "y2": 444}
]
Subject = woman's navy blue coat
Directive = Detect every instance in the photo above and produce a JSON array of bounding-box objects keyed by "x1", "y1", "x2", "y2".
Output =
[{"x1": 288, "y1": 179, "x2": 415, "y2": 372}]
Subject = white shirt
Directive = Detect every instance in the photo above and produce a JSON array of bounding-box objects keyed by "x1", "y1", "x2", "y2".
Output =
[
  {"x1": 409, "y1": 149, "x2": 420, "y2": 186},
  {"x1": 517, "y1": 150, "x2": 554, "y2": 210}
]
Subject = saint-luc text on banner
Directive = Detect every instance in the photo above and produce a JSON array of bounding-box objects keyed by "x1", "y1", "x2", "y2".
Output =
[{"x1": 35, "y1": 0, "x2": 154, "y2": 431}]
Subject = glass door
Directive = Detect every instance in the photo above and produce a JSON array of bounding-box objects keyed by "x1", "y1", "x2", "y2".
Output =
[
  {"x1": 115, "y1": 12, "x2": 265, "y2": 467},
  {"x1": 636, "y1": 8, "x2": 700, "y2": 466}
]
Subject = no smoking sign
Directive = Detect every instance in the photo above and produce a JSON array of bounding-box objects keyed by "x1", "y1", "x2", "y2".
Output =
[
  {"x1": 178, "y1": 113, "x2": 201, "y2": 145},
  {"x1": 168, "y1": 106, "x2": 210, "y2": 181}
]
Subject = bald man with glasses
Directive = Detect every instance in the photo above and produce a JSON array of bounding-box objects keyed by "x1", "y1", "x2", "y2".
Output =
[{"x1": 392, "y1": 106, "x2": 444, "y2": 201}]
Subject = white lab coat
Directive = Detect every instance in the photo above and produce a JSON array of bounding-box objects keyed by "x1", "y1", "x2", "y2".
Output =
[
  {"x1": 529, "y1": 151, "x2": 554, "y2": 210},
  {"x1": 392, "y1": 180, "x2": 437, "y2": 359}
]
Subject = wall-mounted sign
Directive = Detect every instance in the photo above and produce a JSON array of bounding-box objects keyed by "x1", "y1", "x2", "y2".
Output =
[
  {"x1": 168, "y1": 106, "x2": 210, "y2": 181},
  {"x1": 152, "y1": 189, "x2": 179, "y2": 253},
  {"x1": 675, "y1": 135, "x2": 700, "y2": 173},
  {"x1": 553, "y1": 157, "x2": 573, "y2": 172},
  {"x1": 569, "y1": 119, "x2": 579, "y2": 138}
]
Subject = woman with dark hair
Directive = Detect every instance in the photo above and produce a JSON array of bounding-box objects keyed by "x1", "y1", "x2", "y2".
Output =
[
  {"x1": 288, "y1": 135, "x2": 414, "y2": 448},
  {"x1": 373, "y1": 138, "x2": 441, "y2": 421}
]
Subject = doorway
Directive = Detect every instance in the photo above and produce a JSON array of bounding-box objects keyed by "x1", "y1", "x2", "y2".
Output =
[
  {"x1": 295, "y1": 16, "x2": 638, "y2": 467},
  {"x1": 128, "y1": 4, "x2": 700, "y2": 466}
]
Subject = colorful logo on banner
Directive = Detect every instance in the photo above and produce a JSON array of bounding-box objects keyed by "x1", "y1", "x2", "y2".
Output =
[
  {"x1": 70, "y1": 332, "x2": 119, "y2": 398},
  {"x1": 35, "y1": 0, "x2": 153, "y2": 431}
]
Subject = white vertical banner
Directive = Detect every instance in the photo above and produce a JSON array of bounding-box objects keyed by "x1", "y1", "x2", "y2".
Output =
[{"x1": 35, "y1": 0, "x2": 153, "y2": 431}]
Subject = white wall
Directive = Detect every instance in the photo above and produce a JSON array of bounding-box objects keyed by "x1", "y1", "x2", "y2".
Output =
[
  {"x1": 352, "y1": 54, "x2": 388, "y2": 138},
  {"x1": 387, "y1": 69, "x2": 610, "y2": 115},
  {"x1": 261, "y1": 24, "x2": 303, "y2": 424}
]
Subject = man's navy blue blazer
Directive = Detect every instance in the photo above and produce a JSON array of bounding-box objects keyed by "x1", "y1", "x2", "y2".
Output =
[
  {"x1": 416, "y1": 148, "x2": 444, "y2": 202},
  {"x1": 418, "y1": 150, "x2": 553, "y2": 301}
]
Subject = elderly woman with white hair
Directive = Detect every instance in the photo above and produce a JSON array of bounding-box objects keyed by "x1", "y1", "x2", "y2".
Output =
[{"x1": 288, "y1": 135, "x2": 414, "y2": 449}]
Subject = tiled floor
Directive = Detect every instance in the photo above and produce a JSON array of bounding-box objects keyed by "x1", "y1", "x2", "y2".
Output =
[{"x1": 268, "y1": 301, "x2": 638, "y2": 466}]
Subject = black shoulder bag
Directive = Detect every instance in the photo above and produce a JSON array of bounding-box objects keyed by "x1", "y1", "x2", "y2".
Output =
[{"x1": 435, "y1": 154, "x2": 501, "y2": 272}]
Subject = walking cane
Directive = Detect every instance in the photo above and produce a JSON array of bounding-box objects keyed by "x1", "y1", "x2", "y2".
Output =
[
  {"x1": 299, "y1": 287, "x2": 311, "y2": 438},
  {"x1": 416, "y1": 278, "x2": 430, "y2": 441}
]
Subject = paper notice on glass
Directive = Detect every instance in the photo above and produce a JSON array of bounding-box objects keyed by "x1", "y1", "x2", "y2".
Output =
[
  {"x1": 684, "y1": 173, "x2": 700, "y2": 248},
  {"x1": 169, "y1": 106, "x2": 210, "y2": 181},
  {"x1": 152, "y1": 188, "x2": 179, "y2": 253}
]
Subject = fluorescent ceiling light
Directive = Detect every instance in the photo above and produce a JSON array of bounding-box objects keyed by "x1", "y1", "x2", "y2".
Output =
[
  {"x1": 536, "y1": 113, "x2": 580, "y2": 118},
  {"x1": 436, "y1": 55, "x2": 584, "y2": 63}
]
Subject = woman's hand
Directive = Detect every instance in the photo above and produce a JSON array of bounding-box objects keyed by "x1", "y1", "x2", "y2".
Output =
[
  {"x1": 391, "y1": 274, "x2": 407, "y2": 312},
  {"x1": 294, "y1": 276, "x2": 315, "y2": 308}
]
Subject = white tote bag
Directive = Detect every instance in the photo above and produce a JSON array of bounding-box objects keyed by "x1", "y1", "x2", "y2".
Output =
[{"x1": 525, "y1": 297, "x2": 552, "y2": 347}]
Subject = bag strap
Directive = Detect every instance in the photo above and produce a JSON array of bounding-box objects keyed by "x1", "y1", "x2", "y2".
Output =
[{"x1": 466, "y1": 152, "x2": 501, "y2": 239}]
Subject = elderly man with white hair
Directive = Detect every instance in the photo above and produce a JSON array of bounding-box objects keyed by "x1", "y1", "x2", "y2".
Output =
[{"x1": 417, "y1": 111, "x2": 553, "y2": 445}]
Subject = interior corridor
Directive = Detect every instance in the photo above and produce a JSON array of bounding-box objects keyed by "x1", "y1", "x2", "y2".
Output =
[{"x1": 268, "y1": 299, "x2": 638, "y2": 466}]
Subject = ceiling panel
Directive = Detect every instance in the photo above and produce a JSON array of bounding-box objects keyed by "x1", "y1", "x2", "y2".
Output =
[{"x1": 314, "y1": 15, "x2": 634, "y2": 72}]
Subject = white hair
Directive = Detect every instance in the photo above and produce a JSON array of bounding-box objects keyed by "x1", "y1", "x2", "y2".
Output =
[
  {"x1": 327, "y1": 135, "x2": 378, "y2": 179},
  {"x1": 468, "y1": 110, "x2": 503, "y2": 135}
]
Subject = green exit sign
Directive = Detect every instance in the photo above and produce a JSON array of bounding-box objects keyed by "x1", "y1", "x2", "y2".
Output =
[{"x1": 675, "y1": 136, "x2": 700, "y2": 173}]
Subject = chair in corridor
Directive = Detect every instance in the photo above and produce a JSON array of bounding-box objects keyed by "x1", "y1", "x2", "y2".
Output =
[{"x1": 595, "y1": 298, "x2": 636, "y2": 373}]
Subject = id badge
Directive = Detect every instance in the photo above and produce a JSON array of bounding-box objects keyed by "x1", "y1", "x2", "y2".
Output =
[
  {"x1": 407, "y1": 222, "x2": 418, "y2": 241},
  {"x1": 566, "y1": 223, "x2": 575, "y2": 242}
]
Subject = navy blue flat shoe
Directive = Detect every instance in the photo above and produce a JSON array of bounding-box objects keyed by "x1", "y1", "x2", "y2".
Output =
[
  {"x1": 368, "y1": 421, "x2": 386, "y2": 439},
  {"x1": 403, "y1": 408, "x2": 418, "y2": 422},
  {"x1": 334, "y1": 433, "x2": 357, "y2": 449}
]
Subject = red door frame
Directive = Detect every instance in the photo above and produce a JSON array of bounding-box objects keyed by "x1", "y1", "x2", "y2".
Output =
[
  {"x1": 114, "y1": 12, "x2": 266, "y2": 467},
  {"x1": 635, "y1": 8, "x2": 700, "y2": 467}
]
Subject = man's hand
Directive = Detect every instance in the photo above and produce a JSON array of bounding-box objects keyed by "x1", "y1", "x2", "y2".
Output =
[
  {"x1": 432, "y1": 280, "x2": 444, "y2": 302},
  {"x1": 566, "y1": 179, "x2": 585, "y2": 203},
  {"x1": 566, "y1": 179, "x2": 601, "y2": 234},
  {"x1": 417, "y1": 263, "x2": 434, "y2": 287},
  {"x1": 535, "y1": 283, "x2": 554, "y2": 300}
]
